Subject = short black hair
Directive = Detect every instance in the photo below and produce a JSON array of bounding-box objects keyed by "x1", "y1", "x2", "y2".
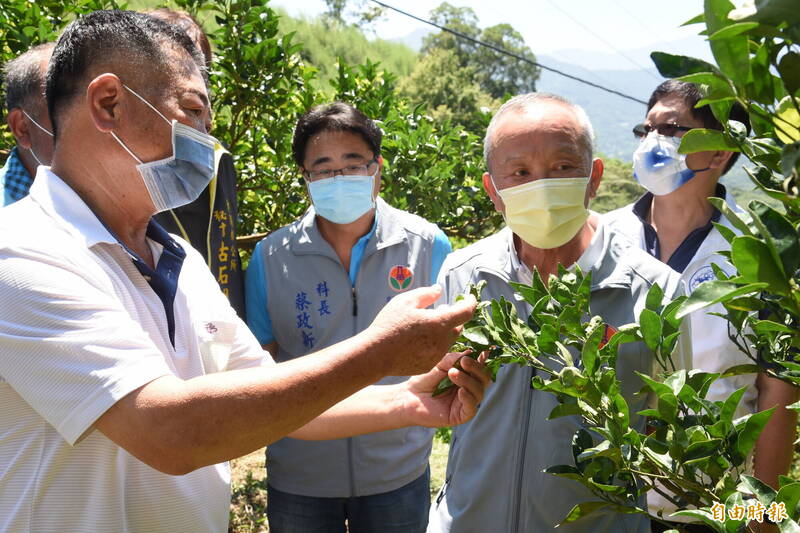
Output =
[
  {"x1": 647, "y1": 79, "x2": 750, "y2": 175},
  {"x1": 3, "y1": 42, "x2": 55, "y2": 114},
  {"x1": 45, "y1": 9, "x2": 204, "y2": 136},
  {"x1": 292, "y1": 102, "x2": 382, "y2": 167}
]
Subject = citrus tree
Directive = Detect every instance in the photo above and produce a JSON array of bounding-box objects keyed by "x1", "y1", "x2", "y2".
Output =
[
  {"x1": 660, "y1": 0, "x2": 800, "y2": 525},
  {"x1": 441, "y1": 269, "x2": 777, "y2": 531},
  {"x1": 656, "y1": 0, "x2": 800, "y2": 393},
  {"x1": 0, "y1": 0, "x2": 503, "y2": 252}
]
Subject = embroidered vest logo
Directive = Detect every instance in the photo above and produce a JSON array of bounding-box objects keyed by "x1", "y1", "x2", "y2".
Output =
[
  {"x1": 689, "y1": 265, "x2": 716, "y2": 292},
  {"x1": 388, "y1": 265, "x2": 414, "y2": 291}
]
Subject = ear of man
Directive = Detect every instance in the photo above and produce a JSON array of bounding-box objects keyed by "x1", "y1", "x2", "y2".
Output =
[
  {"x1": 588, "y1": 157, "x2": 604, "y2": 199},
  {"x1": 707, "y1": 150, "x2": 734, "y2": 171},
  {"x1": 482, "y1": 172, "x2": 505, "y2": 213},
  {"x1": 6, "y1": 108, "x2": 32, "y2": 149},
  {"x1": 85, "y1": 73, "x2": 127, "y2": 133}
]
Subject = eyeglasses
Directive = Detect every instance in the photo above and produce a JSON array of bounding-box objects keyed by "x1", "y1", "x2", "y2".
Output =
[
  {"x1": 632, "y1": 122, "x2": 693, "y2": 139},
  {"x1": 304, "y1": 158, "x2": 378, "y2": 181}
]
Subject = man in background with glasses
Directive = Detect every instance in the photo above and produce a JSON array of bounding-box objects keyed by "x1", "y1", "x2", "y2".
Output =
[
  {"x1": 604, "y1": 79, "x2": 797, "y2": 532},
  {"x1": 245, "y1": 102, "x2": 452, "y2": 533}
]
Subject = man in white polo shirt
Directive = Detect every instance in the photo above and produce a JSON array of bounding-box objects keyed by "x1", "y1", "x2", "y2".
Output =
[{"x1": 0, "y1": 10, "x2": 487, "y2": 533}]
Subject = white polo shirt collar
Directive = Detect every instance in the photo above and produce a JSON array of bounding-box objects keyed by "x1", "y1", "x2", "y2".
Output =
[
  {"x1": 507, "y1": 212, "x2": 605, "y2": 284},
  {"x1": 28, "y1": 167, "x2": 117, "y2": 249}
]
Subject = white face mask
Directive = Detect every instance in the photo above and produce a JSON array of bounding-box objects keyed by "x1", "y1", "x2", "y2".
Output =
[
  {"x1": 632, "y1": 133, "x2": 709, "y2": 196},
  {"x1": 493, "y1": 176, "x2": 590, "y2": 249}
]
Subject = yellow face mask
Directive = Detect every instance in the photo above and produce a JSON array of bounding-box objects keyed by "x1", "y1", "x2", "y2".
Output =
[{"x1": 494, "y1": 176, "x2": 590, "y2": 249}]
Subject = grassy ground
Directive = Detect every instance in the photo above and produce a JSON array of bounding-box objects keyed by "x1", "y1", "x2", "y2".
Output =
[
  {"x1": 228, "y1": 437, "x2": 450, "y2": 533},
  {"x1": 229, "y1": 449, "x2": 268, "y2": 533}
]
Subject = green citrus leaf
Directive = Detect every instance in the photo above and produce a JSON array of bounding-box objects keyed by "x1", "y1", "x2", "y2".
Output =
[
  {"x1": 676, "y1": 280, "x2": 768, "y2": 319},
  {"x1": 678, "y1": 128, "x2": 740, "y2": 154}
]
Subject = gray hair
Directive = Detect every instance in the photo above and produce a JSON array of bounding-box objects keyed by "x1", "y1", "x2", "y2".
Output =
[
  {"x1": 3, "y1": 42, "x2": 55, "y2": 113},
  {"x1": 483, "y1": 92, "x2": 595, "y2": 171}
]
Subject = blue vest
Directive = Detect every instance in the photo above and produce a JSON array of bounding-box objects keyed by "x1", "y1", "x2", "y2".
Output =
[{"x1": 254, "y1": 198, "x2": 443, "y2": 497}]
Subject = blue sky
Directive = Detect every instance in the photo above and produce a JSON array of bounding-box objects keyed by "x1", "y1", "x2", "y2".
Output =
[{"x1": 271, "y1": 0, "x2": 717, "y2": 71}]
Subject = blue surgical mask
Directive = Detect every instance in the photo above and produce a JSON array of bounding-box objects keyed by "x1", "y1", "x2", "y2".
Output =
[
  {"x1": 110, "y1": 84, "x2": 225, "y2": 213},
  {"x1": 307, "y1": 172, "x2": 377, "y2": 225},
  {"x1": 632, "y1": 133, "x2": 709, "y2": 196}
]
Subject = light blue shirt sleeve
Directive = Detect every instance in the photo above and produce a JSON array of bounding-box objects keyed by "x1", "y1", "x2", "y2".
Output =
[
  {"x1": 1, "y1": 156, "x2": 11, "y2": 207},
  {"x1": 245, "y1": 240, "x2": 275, "y2": 345},
  {"x1": 431, "y1": 228, "x2": 452, "y2": 281},
  {"x1": 349, "y1": 216, "x2": 378, "y2": 285}
]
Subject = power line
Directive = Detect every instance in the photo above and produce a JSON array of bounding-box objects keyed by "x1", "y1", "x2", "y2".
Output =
[
  {"x1": 610, "y1": 0, "x2": 672, "y2": 47},
  {"x1": 368, "y1": 0, "x2": 648, "y2": 106},
  {"x1": 544, "y1": 0, "x2": 661, "y2": 81},
  {"x1": 479, "y1": 2, "x2": 628, "y2": 93}
]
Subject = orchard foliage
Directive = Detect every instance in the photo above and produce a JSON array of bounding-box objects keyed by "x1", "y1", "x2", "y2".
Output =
[
  {"x1": 655, "y1": 0, "x2": 800, "y2": 396},
  {"x1": 421, "y1": 2, "x2": 540, "y2": 99},
  {"x1": 172, "y1": 0, "x2": 504, "y2": 246},
  {"x1": 0, "y1": 0, "x2": 502, "y2": 250},
  {"x1": 437, "y1": 273, "x2": 780, "y2": 529}
]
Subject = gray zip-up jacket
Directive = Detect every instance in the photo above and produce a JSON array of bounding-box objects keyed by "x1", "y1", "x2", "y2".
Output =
[
  {"x1": 253, "y1": 198, "x2": 447, "y2": 497},
  {"x1": 428, "y1": 224, "x2": 691, "y2": 533}
]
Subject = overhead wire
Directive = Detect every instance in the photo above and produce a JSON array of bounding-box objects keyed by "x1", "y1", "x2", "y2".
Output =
[
  {"x1": 368, "y1": 0, "x2": 648, "y2": 106},
  {"x1": 609, "y1": 0, "x2": 674, "y2": 48},
  {"x1": 543, "y1": 0, "x2": 662, "y2": 81},
  {"x1": 478, "y1": 2, "x2": 627, "y2": 93}
]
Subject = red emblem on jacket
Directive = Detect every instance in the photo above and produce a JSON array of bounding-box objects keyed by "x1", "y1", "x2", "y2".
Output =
[{"x1": 388, "y1": 265, "x2": 414, "y2": 292}]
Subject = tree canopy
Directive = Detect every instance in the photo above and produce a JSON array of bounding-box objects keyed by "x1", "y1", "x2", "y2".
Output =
[{"x1": 422, "y1": 2, "x2": 540, "y2": 99}]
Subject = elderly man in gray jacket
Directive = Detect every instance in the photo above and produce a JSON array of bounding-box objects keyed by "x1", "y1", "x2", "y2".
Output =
[{"x1": 427, "y1": 93, "x2": 692, "y2": 533}]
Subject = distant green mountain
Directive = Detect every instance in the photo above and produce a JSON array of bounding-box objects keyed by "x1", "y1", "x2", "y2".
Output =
[{"x1": 276, "y1": 11, "x2": 417, "y2": 88}]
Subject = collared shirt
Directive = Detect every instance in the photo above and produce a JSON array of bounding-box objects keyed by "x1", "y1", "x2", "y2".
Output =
[
  {"x1": 112, "y1": 219, "x2": 186, "y2": 346},
  {"x1": 507, "y1": 213, "x2": 605, "y2": 285},
  {"x1": 1, "y1": 147, "x2": 34, "y2": 206},
  {"x1": 0, "y1": 168, "x2": 269, "y2": 532},
  {"x1": 631, "y1": 184, "x2": 725, "y2": 273}
]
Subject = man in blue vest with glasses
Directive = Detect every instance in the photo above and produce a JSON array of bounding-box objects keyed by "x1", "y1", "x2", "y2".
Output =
[{"x1": 246, "y1": 102, "x2": 453, "y2": 533}]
